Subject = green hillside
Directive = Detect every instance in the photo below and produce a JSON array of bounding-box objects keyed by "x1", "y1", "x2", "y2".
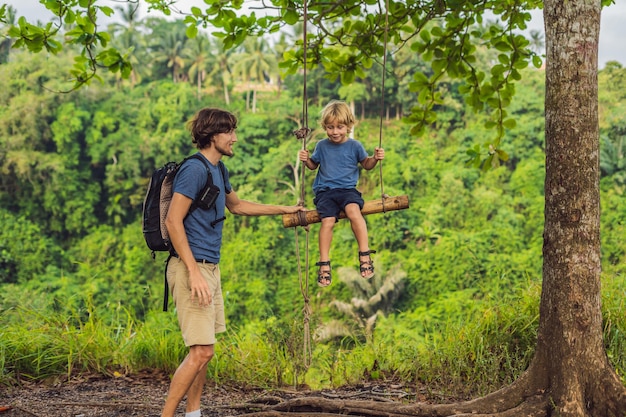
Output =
[{"x1": 1, "y1": 17, "x2": 625, "y2": 396}]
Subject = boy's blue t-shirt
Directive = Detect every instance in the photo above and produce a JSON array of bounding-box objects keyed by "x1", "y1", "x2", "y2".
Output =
[
  {"x1": 310, "y1": 138, "x2": 368, "y2": 194},
  {"x1": 172, "y1": 153, "x2": 232, "y2": 263}
]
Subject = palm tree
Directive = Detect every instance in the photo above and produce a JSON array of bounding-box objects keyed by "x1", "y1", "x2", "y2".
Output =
[
  {"x1": 231, "y1": 36, "x2": 278, "y2": 112},
  {"x1": 205, "y1": 37, "x2": 234, "y2": 105},
  {"x1": 147, "y1": 19, "x2": 188, "y2": 82},
  {"x1": 107, "y1": 4, "x2": 148, "y2": 87},
  {"x1": 183, "y1": 34, "x2": 213, "y2": 100},
  {"x1": 600, "y1": 134, "x2": 626, "y2": 185},
  {"x1": 528, "y1": 29, "x2": 545, "y2": 56},
  {"x1": 316, "y1": 265, "x2": 407, "y2": 342},
  {"x1": 0, "y1": 5, "x2": 17, "y2": 64},
  {"x1": 272, "y1": 24, "x2": 304, "y2": 97}
]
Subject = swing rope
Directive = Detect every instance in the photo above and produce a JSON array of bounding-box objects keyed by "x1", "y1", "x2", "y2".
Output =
[
  {"x1": 293, "y1": 217, "x2": 311, "y2": 368},
  {"x1": 377, "y1": 0, "x2": 390, "y2": 211},
  {"x1": 292, "y1": 0, "x2": 312, "y2": 368}
]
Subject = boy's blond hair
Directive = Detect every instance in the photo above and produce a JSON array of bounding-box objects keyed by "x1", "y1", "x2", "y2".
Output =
[{"x1": 320, "y1": 100, "x2": 355, "y2": 133}]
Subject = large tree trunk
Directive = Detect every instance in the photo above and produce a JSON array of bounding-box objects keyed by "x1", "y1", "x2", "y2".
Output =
[
  {"x1": 234, "y1": 1, "x2": 626, "y2": 416},
  {"x1": 525, "y1": 0, "x2": 626, "y2": 414}
]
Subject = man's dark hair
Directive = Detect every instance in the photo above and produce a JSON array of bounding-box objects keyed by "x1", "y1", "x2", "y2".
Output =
[{"x1": 187, "y1": 108, "x2": 238, "y2": 149}]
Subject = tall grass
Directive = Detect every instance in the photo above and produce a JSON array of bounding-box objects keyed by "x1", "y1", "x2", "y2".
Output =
[
  {"x1": 603, "y1": 271, "x2": 626, "y2": 384},
  {"x1": 1, "y1": 275, "x2": 625, "y2": 393},
  {"x1": 1, "y1": 299, "x2": 129, "y2": 382}
]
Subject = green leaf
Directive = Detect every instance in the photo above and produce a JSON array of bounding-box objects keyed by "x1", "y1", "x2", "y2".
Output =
[
  {"x1": 513, "y1": 57, "x2": 530, "y2": 70},
  {"x1": 283, "y1": 9, "x2": 300, "y2": 25},
  {"x1": 45, "y1": 38, "x2": 62, "y2": 54},
  {"x1": 64, "y1": 10, "x2": 76, "y2": 24},
  {"x1": 502, "y1": 118, "x2": 516, "y2": 129},
  {"x1": 186, "y1": 25, "x2": 199, "y2": 38},
  {"x1": 417, "y1": 88, "x2": 431, "y2": 104},
  {"x1": 99, "y1": 6, "x2": 114, "y2": 17},
  {"x1": 510, "y1": 69, "x2": 522, "y2": 81},
  {"x1": 424, "y1": 110, "x2": 438, "y2": 124},
  {"x1": 432, "y1": 59, "x2": 446, "y2": 75},
  {"x1": 340, "y1": 70, "x2": 355, "y2": 85},
  {"x1": 482, "y1": 155, "x2": 494, "y2": 171},
  {"x1": 409, "y1": 123, "x2": 426, "y2": 137},
  {"x1": 494, "y1": 41, "x2": 511, "y2": 52},
  {"x1": 7, "y1": 26, "x2": 20, "y2": 37}
]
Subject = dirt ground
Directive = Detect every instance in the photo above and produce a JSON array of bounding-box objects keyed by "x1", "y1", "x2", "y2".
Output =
[{"x1": 0, "y1": 371, "x2": 451, "y2": 417}]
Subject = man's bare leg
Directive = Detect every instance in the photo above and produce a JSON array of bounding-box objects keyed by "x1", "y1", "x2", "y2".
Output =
[
  {"x1": 161, "y1": 345, "x2": 214, "y2": 417},
  {"x1": 185, "y1": 361, "x2": 208, "y2": 413}
]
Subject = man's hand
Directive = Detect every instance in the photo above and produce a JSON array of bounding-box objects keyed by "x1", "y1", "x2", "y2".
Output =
[{"x1": 189, "y1": 269, "x2": 212, "y2": 306}]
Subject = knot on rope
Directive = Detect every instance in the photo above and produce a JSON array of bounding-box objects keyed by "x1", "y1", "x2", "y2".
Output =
[
  {"x1": 295, "y1": 202, "x2": 310, "y2": 230},
  {"x1": 381, "y1": 193, "x2": 390, "y2": 212},
  {"x1": 293, "y1": 127, "x2": 311, "y2": 140},
  {"x1": 297, "y1": 210, "x2": 309, "y2": 228}
]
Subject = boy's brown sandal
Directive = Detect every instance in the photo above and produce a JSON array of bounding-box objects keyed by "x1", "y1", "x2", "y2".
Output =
[
  {"x1": 316, "y1": 261, "x2": 332, "y2": 287},
  {"x1": 359, "y1": 250, "x2": 376, "y2": 279}
]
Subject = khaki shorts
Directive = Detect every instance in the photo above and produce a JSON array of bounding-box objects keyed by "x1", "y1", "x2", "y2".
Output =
[{"x1": 166, "y1": 257, "x2": 226, "y2": 347}]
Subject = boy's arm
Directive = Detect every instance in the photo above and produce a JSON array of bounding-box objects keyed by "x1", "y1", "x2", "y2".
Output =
[
  {"x1": 298, "y1": 149, "x2": 319, "y2": 170},
  {"x1": 361, "y1": 147, "x2": 385, "y2": 170}
]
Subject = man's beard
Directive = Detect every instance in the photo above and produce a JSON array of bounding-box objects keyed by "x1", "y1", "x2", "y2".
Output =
[{"x1": 216, "y1": 143, "x2": 234, "y2": 157}]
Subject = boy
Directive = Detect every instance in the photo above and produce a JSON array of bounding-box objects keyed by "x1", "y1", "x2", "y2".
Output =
[{"x1": 298, "y1": 100, "x2": 385, "y2": 287}]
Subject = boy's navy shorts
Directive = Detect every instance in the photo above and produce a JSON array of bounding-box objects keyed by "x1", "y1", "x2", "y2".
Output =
[{"x1": 314, "y1": 188, "x2": 364, "y2": 221}]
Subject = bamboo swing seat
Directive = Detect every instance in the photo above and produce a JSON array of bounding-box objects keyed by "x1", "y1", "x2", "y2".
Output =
[{"x1": 282, "y1": 194, "x2": 409, "y2": 228}]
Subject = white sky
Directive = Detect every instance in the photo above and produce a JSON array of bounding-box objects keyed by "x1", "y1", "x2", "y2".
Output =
[{"x1": 4, "y1": 0, "x2": 626, "y2": 68}]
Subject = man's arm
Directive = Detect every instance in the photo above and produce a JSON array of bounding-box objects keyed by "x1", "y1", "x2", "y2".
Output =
[
  {"x1": 165, "y1": 192, "x2": 212, "y2": 306},
  {"x1": 226, "y1": 190, "x2": 303, "y2": 216}
]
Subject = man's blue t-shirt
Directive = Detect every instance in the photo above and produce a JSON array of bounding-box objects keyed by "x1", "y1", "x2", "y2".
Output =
[
  {"x1": 172, "y1": 153, "x2": 232, "y2": 263},
  {"x1": 310, "y1": 138, "x2": 368, "y2": 195}
]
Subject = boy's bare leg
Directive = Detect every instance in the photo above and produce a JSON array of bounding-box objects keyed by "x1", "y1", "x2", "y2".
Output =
[
  {"x1": 317, "y1": 217, "x2": 335, "y2": 285},
  {"x1": 161, "y1": 345, "x2": 214, "y2": 417},
  {"x1": 319, "y1": 217, "x2": 335, "y2": 262},
  {"x1": 344, "y1": 204, "x2": 374, "y2": 278},
  {"x1": 344, "y1": 204, "x2": 370, "y2": 252}
]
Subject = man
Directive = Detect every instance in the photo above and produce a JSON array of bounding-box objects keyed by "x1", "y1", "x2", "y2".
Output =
[{"x1": 162, "y1": 108, "x2": 302, "y2": 417}]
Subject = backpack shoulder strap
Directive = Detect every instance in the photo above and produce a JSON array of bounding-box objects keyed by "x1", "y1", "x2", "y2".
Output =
[
  {"x1": 183, "y1": 154, "x2": 229, "y2": 195},
  {"x1": 180, "y1": 153, "x2": 213, "y2": 215},
  {"x1": 186, "y1": 153, "x2": 212, "y2": 174},
  {"x1": 217, "y1": 160, "x2": 230, "y2": 193}
]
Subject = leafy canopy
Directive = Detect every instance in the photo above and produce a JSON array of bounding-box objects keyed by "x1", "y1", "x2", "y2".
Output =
[
  {"x1": 0, "y1": 0, "x2": 613, "y2": 161},
  {"x1": 3, "y1": 1, "x2": 541, "y2": 147}
]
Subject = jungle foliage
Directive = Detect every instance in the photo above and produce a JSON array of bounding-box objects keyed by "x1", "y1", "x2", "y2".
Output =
[{"x1": 0, "y1": 15, "x2": 625, "y2": 393}]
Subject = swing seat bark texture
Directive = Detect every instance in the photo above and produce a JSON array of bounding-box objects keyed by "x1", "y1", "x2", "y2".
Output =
[{"x1": 282, "y1": 195, "x2": 409, "y2": 228}]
